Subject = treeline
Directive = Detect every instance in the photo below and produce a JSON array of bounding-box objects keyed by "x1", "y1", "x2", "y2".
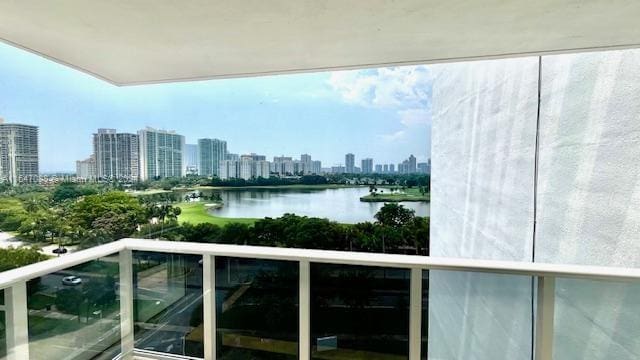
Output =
[
  {"x1": 1, "y1": 182, "x2": 429, "y2": 260},
  {"x1": 137, "y1": 203, "x2": 429, "y2": 255}
]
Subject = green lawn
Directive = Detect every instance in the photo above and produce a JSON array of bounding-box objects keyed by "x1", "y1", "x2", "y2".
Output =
[
  {"x1": 177, "y1": 202, "x2": 257, "y2": 226},
  {"x1": 360, "y1": 187, "x2": 430, "y2": 202},
  {"x1": 128, "y1": 189, "x2": 173, "y2": 196}
]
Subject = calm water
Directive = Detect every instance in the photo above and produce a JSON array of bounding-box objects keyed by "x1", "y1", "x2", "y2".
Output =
[{"x1": 196, "y1": 187, "x2": 429, "y2": 224}]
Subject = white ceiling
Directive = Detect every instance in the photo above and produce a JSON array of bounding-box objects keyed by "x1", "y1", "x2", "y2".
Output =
[{"x1": 1, "y1": 0, "x2": 639, "y2": 86}]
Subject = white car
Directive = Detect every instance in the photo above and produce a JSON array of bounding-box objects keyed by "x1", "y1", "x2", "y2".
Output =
[{"x1": 62, "y1": 276, "x2": 82, "y2": 286}]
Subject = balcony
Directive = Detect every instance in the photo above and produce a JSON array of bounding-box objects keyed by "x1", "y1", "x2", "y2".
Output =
[{"x1": 0, "y1": 238, "x2": 636, "y2": 360}]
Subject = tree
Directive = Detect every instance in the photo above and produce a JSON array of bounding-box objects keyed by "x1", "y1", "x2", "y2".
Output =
[
  {"x1": 71, "y1": 192, "x2": 146, "y2": 241},
  {"x1": 0, "y1": 247, "x2": 49, "y2": 272},
  {"x1": 374, "y1": 203, "x2": 415, "y2": 228}
]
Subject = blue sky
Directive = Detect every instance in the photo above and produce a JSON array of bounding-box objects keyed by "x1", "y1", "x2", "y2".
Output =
[{"x1": 0, "y1": 42, "x2": 431, "y2": 173}]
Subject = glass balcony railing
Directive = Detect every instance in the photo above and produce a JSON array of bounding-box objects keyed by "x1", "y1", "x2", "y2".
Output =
[{"x1": 0, "y1": 238, "x2": 638, "y2": 360}]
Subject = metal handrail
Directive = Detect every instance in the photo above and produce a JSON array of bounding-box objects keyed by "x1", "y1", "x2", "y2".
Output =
[
  {"x1": 1, "y1": 237, "x2": 638, "y2": 360},
  {"x1": 1, "y1": 238, "x2": 639, "y2": 290}
]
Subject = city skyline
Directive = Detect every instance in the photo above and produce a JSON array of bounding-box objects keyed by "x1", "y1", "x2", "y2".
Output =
[{"x1": 0, "y1": 42, "x2": 432, "y2": 172}]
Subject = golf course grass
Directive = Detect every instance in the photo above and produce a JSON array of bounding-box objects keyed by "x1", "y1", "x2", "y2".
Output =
[{"x1": 177, "y1": 202, "x2": 257, "y2": 226}]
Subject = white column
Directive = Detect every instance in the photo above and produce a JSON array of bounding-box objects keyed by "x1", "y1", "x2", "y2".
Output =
[
  {"x1": 534, "y1": 276, "x2": 555, "y2": 360},
  {"x1": 203, "y1": 254, "x2": 216, "y2": 360},
  {"x1": 5, "y1": 282, "x2": 30, "y2": 360},
  {"x1": 119, "y1": 249, "x2": 135, "y2": 359},
  {"x1": 409, "y1": 268, "x2": 423, "y2": 360},
  {"x1": 299, "y1": 260, "x2": 311, "y2": 360}
]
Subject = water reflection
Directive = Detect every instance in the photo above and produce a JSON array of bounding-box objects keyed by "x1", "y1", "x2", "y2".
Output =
[{"x1": 201, "y1": 187, "x2": 429, "y2": 223}]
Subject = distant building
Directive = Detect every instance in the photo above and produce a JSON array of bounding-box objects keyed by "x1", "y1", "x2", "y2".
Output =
[
  {"x1": 389, "y1": 164, "x2": 395, "y2": 173},
  {"x1": 226, "y1": 153, "x2": 239, "y2": 161},
  {"x1": 184, "y1": 144, "x2": 199, "y2": 175},
  {"x1": 198, "y1": 138, "x2": 227, "y2": 177},
  {"x1": 383, "y1": 164, "x2": 389, "y2": 173},
  {"x1": 345, "y1": 153, "x2": 355, "y2": 173},
  {"x1": 375, "y1": 164, "x2": 383, "y2": 173},
  {"x1": 408, "y1": 154, "x2": 417, "y2": 173},
  {"x1": 331, "y1": 166, "x2": 346, "y2": 174},
  {"x1": 310, "y1": 160, "x2": 322, "y2": 174},
  {"x1": 220, "y1": 157, "x2": 271, "y2": 180},
  {"x1": 76, "y1": 155, "x2": 96, "y2": 180},
  {"x1": 93, "y1": 129, "x2": 139, "y2": 181},
  {"x1": 219, "y1": 160, "x2": 236, "y2": 180},
  {"x1": 0, "y1": 119, "x2": 39, "y2": 184},
  {"x1": 273, "y1": 156, "x2": 294, "y2": 175},
  {"x1": 301, "y1": 154, "x2": 313, "y2": 174},
  {"x1": 417, "y1": 160, "x2": 431, "y2": 174},
  {"x1": 361, "y1": 158, "x2": 373, "y2": 174},
  {"x1": 138, "y1": 127, "x2": 185, "y2": 180},
  {"x1": 241, "y1": 153, "x2": 266, "y2": 161}
]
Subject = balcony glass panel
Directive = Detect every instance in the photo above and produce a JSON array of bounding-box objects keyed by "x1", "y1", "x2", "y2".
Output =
[
  {"x1": 311, "y1": 264, "x2": 410, "y2": 359},
  {"x1": 0, "y1": 289, "x2": 5, "y2": 359},
  {"x1": 133, "y1": 251, "x2": 203, "y2": 357},
  {"x1": 26, "y1": 255, "x2": 121, "y2": 359},
  {"x1": 428, "y1": 270, "x2": 533, "y2": 360},
  {"x1": 553, "y1": 278, "x2": 640, "y2": 360},
  {"x1": 421, "y1": 270, "x2": 428, "y2": 359},
  {"x1": 216, "y1": 257, "x2": 299, "y2": 359}
]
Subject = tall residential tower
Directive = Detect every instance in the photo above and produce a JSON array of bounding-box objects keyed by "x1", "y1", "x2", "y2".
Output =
[
  {"x1": 0, "y1": 119, "x2": 39, "y2": 184},
  {"x1": 198, "y1": 138, "x2": 227, "y2": 177},
  {"x1": 93, "y1": 129, "x2": 139, "y2": 181},
  {"x1": 138, "y1": 127, "x2": 185, "y2": 180}
]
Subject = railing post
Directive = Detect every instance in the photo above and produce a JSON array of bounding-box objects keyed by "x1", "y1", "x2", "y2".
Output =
[
  {"x1": 409, "y1": 268, "x2": 423, "y2": 360},
  {"x1": 119, "y1": 249, "x2": 134, "y2": 359},
  {"x1": 5, "y1": 282, "x2": 30, "y2": 360},
  {"x1": 203, "y1": 254, "x2": 216, "y2": 360},
  {"x1": 535, "y1": 276, "x2": 555, "y2": 360},
  {"x1": 299, "y1": 260, "x2": 311, "y2": 360}
]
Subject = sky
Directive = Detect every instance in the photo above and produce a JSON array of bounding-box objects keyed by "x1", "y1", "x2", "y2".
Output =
[{"x1": 0, "y1": 42, "x2": 432, "y2": 173}]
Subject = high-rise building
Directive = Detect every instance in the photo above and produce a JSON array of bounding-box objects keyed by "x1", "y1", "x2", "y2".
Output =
[
  {"x1": 198, "y1": 138, "x2": 227, "y2": 177},
  {"x1": 220, "y1": 157, "x2": 271, "y2": 180},
  {"x1": 361, "y1": 158, "x2": 373, "y2": 174},
  {"x1": 0, "y1": 119, "x2": 39, "y2": 184},
  {"x1": 185, "y1": 144, "x2": 199, "y2": 175},
  {"x1": 138, "y1": 127, "x2": 185, "y2": 180},
  {"x1": 345, "y1": 153, "x2": 355, "y2": 173},
  {"x1": 93, "y1": 129, "x2": 139, "y2": 181},
  {"x1": 375, "y1": 164, "x2": 383, "y2": 173},
  {"x1": 301, "y1": 154, "x2": 312, "y2": 174},
  {"x1": 76, "y1": 155, "x2": 96, "y2": 180},
  {"x1": 383, "y1": 164, "x2": 389, "y2": 173},
  {"x1": 408, "y1": 154, "x2": 417, "y2": 173},
  {"x1": 273, "y1": 156, "x2": 294, "y2": 175},
  {"x1": 417, "y1": 161, "x2": 431, "y2": 174},
  {"x1": 389, "y1": 164, "x2": 395, "y2": 173},
  {"x1": 219, "y1": 160, "x2": 237, "y2": 180},
  {"x1": 311, "y1": 160, "x2": 322, "y2": 174}
]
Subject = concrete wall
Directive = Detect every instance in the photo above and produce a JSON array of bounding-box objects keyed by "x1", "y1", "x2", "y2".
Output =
[
  {"x1": 430, "y1": 48, "x2": 640, "y2": 360},
  {"x1": 537, "y1": 49, "x2": 640, "y2": 360},
  {"x1": 429, "y1": 57, "x2": 539, "y2": 360}
]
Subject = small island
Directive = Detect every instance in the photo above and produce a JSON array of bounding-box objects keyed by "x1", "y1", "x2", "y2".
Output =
[{"x1": 360, "y1": 186, "x2": 430, "y2": 202}]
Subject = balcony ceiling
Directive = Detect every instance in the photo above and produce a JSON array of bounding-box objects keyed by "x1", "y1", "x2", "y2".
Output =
[{"x1": 0, "y1": 0, "x2": 639, "y2": 86}]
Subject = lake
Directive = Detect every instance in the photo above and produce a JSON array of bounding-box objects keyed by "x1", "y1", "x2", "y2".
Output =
[{"x1": 194, "y1": 187, "x2": 429, "y2": 224}]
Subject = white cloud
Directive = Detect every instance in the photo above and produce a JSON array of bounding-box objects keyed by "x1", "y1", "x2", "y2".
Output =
[
  {"x1": 328, "y1": 66, "x2": 431, "y2": 109},
  {"x1": 328, "y1": 65, "x2": 432, "y2": 143},
  {"x1": 379, "y1": 130, "x2": 406, "y2": 142}
]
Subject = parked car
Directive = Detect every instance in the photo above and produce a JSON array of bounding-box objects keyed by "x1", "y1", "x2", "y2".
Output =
[
  {"x1": 52, "y1": 247, "x2": 68, "y2": 254},
  {"x1": 62, "y1": 275, "x2": 82, "y2": 286}
]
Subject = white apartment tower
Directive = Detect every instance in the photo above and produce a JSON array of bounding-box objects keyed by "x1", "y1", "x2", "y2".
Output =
[
  {"x1": 93, "y1": 128, "x2": 139, "y2": 181},
  {"x1": 138, "y1": 127, "x2": 185, "y2": 180},
  {"x1": 0, "y1": 119, "x2": 39, "y2": 184}
]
